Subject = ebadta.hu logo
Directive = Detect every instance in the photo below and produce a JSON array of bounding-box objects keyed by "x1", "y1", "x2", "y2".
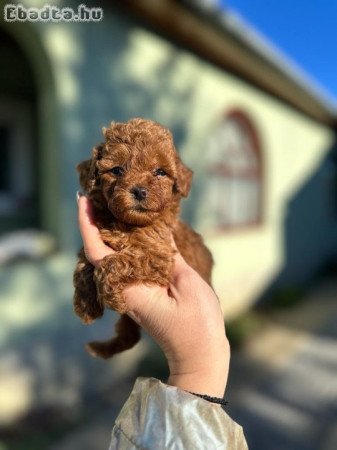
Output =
[{"x1": 4, "y1": 3, "x2": 103, "y2": 22}]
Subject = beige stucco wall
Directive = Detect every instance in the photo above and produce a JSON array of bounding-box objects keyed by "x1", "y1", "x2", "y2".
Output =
[
  {"x1": 199, "y1": 76, "x2": 334, "y2": 318},
  {"x1": 192, "y1": 67, "x2": 334, "y2": 317}
]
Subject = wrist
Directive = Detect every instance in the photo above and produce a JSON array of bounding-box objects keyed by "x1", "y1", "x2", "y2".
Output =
[
  {"x1": 167, "y1": 338, "x2": 230, "y2": 398},
  {"x1": 167, "y1": 371, "x2": 227, "y2": 398}
]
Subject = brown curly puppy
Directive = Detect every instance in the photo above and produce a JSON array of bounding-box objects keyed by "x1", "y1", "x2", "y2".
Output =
[{"x1": 73, "y1": 118, "x2": 213, "y2": 359}]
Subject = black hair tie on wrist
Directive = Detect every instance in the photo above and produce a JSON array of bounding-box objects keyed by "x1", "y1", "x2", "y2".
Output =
[{"x1": 189, "y1": 391, "x2": 228, "y2": 406}]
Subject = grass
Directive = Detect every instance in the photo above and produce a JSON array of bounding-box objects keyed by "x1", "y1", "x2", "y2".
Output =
[
  {"x1": 261, "y1": 286, "x2": 305, "y2": 310},
  {"x1": 226, "y1": 312, "x2": 264, "y2": 349},
  {"x1": 226, "y1": 286, "x2": 305, "y2": 348}
]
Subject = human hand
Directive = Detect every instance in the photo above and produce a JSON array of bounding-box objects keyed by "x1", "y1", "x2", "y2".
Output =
[{"x1": 78, "y1": 194, "x2": 230, "y2": 398}]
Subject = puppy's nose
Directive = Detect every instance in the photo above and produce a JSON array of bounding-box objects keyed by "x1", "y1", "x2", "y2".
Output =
[{"x1": 131, "y1": 186, "x2": 147, "y2": 201}]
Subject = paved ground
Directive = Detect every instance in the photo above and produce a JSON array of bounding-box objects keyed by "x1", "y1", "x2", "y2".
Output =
[
  {"x1": 49, "y1": 278, "x2": 337, "y2": 450},
  {"x1": 227, "y1": 278, "x2": 337, "y2": 450}
]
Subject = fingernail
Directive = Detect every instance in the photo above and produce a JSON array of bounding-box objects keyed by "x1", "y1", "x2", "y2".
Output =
[{"x1": 76, "y1": 191, "x2": 83, "y2": 202}]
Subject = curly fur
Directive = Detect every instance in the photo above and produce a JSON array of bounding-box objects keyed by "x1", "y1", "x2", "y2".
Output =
[{"x1": 73, "y1": 118, "x2": 213, "y2": 359}]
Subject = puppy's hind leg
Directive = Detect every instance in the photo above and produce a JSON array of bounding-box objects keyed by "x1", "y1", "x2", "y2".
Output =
[
  {"x1": 86, "y1": 315, "x2": 141, "y2": 359},
  {"x1": 73, "y1": 249, "x2": 104, "y2": 324}
]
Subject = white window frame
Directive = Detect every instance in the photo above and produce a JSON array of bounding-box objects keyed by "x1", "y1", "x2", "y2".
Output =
[{"x1": 201, "y1": 110, "x2": 263, "y2": 232}]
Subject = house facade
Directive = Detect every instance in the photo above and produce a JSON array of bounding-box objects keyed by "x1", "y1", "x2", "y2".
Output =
[{"x1": 1, "y1": 0, "x2": 336, "y2": 425}]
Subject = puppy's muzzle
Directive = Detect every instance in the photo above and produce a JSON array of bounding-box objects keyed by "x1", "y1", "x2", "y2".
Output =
[{"x1": 131, "y1": 186, "x2": 147, "y2": 201}]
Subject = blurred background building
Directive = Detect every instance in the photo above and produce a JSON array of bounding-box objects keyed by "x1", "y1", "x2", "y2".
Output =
[{"x1": 1, "y1": 0, "x2": 337, "y2": 449}]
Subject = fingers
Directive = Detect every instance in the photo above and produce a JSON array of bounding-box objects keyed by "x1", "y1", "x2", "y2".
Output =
[
  {"x1": 77, "y1": 194, "x2": 114, "y2": 266},
  {"x1": 170, "y1": 243, "x2": 192, "y2": 283},
  {"x1": 170, "y1": 238, "x2": 213, "y2": 303},
  {"x1": 170, "y1": 234, "x2": 190, "y2": 272},
  {"x1": 169, "y1": 236, "x2": 200, "y2": 301},
  {"x1": 124, "y1": 283, "x2": 168, "y2": 309},
  {"x1": 123, "y1": 284, "x2": 174, "y2": 332}
]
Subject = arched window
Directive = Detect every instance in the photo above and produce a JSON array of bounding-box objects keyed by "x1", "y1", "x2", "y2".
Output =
[{"x1": 205, "y1": 111, "x2": 263, "y2": 230}]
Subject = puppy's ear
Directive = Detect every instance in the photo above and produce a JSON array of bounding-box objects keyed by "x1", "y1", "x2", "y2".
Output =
[
  {"x1": 76, "y1": 159, "x2": 92, "y2": 192},
  {"x1": 174, "y1": 153, "x2": 193, "y2": 197},
  {"x1": 76, "y1": 144, "x2": 103, "y2": 193}
]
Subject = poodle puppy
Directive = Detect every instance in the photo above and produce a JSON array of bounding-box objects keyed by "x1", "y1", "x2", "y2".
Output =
[{"x1": 73, "y1": 118, "x2": 213, "y2": 359}]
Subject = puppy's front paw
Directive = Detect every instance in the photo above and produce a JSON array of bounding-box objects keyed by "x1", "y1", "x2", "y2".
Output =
[
  {"x1": 94, "y1": 254, "x2": 131, "y2": 312},
  {"x1": 104, "y1": 293, "x2": 128, "y2": 314}
]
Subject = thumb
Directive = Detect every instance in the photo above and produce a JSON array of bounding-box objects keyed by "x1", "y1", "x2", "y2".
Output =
[{"x1": 77, "y1": 194, "x2": 114, "y2": 266}]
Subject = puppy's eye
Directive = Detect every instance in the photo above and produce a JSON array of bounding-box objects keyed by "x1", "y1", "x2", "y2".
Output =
[
  {"x1": 154, "y1": 168, "x2": 166, "y2": 177},
  {"x1": 109, "y1": 166, "x2": 124, "y2": 176}
]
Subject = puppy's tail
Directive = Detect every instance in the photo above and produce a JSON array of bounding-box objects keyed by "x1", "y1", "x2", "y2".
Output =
[{"x1": 86, "y1": 315, "x2": 141, "y2": 359}]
